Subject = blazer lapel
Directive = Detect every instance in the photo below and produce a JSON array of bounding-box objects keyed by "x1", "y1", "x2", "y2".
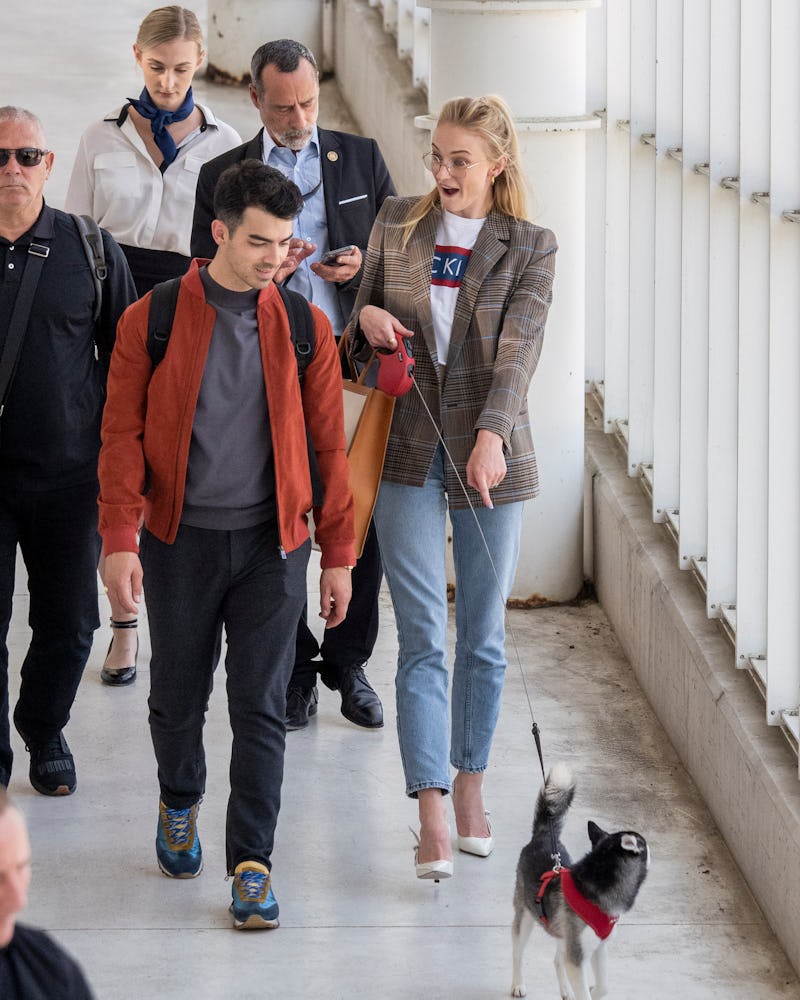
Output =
[
  {"x1": 405, "y1": 209, "x2": 440, "y2": 365},
  {"x1": 245, "y1": 132, "x2": 263, "y2": 160},
  {"x1": 447, "y1": 211, "x2": 510, "y2": 367},
  {"x1": 318, "y1": 128, "x2": 343, "y2": 247}
]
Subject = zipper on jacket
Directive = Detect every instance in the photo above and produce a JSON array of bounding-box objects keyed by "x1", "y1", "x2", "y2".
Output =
[{"x1": 278, "y1": 545, "x2": 287, "y2": 560}]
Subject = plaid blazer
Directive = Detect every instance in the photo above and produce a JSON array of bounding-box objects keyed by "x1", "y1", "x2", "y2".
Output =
[{"x1": 349, "y1": 196, "x2": 557, "y2": 509}]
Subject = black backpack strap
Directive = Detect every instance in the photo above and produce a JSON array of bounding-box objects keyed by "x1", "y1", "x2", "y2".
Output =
[
  {"x1": 147, "y1": 276, "x2": 183, "y2": 367},
  {"x1": 277, "y1": 283, "x2": 315, "y2": 381},
  {"x1": 276, "y1": 284, "x2": 323, "y2": 506},
  {"x1": 71, "y1": 214, "x2": 107, "y2": 325},
  {"x1": 0, "y1": 240, "x2": 51, "y2": 419}
]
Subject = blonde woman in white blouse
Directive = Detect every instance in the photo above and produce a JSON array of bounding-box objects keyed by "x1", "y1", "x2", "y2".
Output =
[
  {"x1": 65, "y1": 5, "x2": 240, "y2": 686},
  {"x1": 66, "y1": 5, "x2": 240, "y2": 297}
]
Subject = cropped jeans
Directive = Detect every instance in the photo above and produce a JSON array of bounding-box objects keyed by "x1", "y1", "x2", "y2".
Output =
[{"x1": 373, "y1": 444, "x2": 523, "y2": 798}]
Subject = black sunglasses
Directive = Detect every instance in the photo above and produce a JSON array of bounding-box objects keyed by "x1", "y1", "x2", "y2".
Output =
[{"x1": 0, "y1": 147, "x2": 50, "y2": 167}]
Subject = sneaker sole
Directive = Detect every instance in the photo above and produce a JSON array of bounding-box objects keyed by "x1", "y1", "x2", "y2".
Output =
[
  {"x1": 230, "y1": 907, "x2": 280, "y2": 931},
  {"x1": 30, "y1": 777, "x2": 76, "y2": 796},
  {"x1": 157, "y1": 858, "x2": 203, "y2": 879}
]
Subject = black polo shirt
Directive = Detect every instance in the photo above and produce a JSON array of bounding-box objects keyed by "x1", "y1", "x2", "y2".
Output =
[
  {"x1": 0, "y1": 204, "x2": 136, "y2": 490},
  {"x1": 0, "y1": 923, "x2": 94, "y2": 999}
]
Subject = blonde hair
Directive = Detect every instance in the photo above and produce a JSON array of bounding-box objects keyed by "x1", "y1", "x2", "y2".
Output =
[
  {"x1": 401, "y1": 94, "x2": 528, "y2": 247},
  {"x1": 136, "y1": 6, "x2": 204, "y2": 53}
]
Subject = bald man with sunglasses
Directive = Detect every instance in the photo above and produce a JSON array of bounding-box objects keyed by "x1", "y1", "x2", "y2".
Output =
[{"x1": 0, "y1": 107, "x2": 136, "y2": 797}]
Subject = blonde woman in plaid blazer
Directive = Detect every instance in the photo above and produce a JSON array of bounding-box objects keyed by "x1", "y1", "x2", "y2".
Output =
[{"x1": 348, "y1": 95, "x2": 557, "y2": 880}]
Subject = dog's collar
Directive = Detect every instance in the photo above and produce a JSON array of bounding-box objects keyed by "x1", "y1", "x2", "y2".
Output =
[{"x1": 535, "y1": 867, "x2": 619, "y2": 941}]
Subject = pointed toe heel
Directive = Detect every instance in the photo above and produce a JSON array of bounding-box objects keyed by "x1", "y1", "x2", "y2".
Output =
[
  {"x1": 410, "y1": 826, "x2": 453, "y2": 881},
  {"x1": 456, "y1": 814, "x2": 494, "y2": 857}
]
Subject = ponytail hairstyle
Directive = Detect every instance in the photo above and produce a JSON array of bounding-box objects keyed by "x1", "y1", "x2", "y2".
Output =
[
  {"x1": 135, "y1": 5, "x2": 204, "y2": 54},
  {"x1": 400, "y1": 94, "x2": 528, "y2": 247}
]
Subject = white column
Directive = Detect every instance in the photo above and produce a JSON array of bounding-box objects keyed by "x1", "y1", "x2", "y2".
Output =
[
  {"x1": 652, "y1": 0, "x2": 682, "y2": 523},
  {"x1": 602, "y1": 0, "x2": 631, "y2": 438},
  {"x1": 205, "y1": 0, "x2": 325, "y2": 83},
  {"x1": 735, "y1": 0, "x2": 770, "y2": 676},
  {"x1": 766, "y1": 0, "x2": 800, "y2": 730},
  {"x1": 419, "y1": 0, "x2": 600, "y2": 602},
  {"x1": 678, "y1": 0, "x2": 711, "y2": 571},
  {"x1": 627, "y1": 0, "x2": 656, "y2": 478},
  {"x1": 705, "y1": 0, "x2": 740, "y2": 617}
]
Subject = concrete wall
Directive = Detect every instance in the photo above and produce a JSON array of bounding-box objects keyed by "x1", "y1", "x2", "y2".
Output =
[
  {"x1": 586, "y1": 401, "x2": 800, "y2": 975},
  {"x1": 333, "y1": 0, "x2": 429, "y2": 197}
]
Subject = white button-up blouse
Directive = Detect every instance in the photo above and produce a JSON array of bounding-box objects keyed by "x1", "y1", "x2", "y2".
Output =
[{"x1": 65, "y1": 103, "x2": 241, "y2": 257}]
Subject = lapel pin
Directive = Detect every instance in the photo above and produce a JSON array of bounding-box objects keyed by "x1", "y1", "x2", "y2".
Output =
[{"x1": 327, "y1": 150, "x2": 339, "y2": 162}]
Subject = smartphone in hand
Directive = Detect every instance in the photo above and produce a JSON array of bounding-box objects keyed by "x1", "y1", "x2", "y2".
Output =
[{"x1": 319, "y1": 245, "x2": 356, "y2": 266}]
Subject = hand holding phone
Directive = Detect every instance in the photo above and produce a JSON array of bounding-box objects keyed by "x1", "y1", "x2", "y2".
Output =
[{"x1": 319, "y1": 245, "x2": 356, "y2": 266}]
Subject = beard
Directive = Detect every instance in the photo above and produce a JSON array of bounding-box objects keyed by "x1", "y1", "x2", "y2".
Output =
[{"x1": 273, "y1": 126, "x2": 314, "y2": 151}]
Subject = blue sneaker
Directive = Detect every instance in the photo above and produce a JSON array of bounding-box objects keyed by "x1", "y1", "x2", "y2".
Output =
[
  {"x1": 156, "y1": 801, "x2": 203, "y2": 878},
  {"x1": 230, "y1": 861, "x2": 280, "y2": 929}
]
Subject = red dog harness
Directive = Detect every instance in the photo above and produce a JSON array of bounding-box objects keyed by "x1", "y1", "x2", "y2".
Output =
[{"x1": 535, "y1": 868, "x2": 618, "y2": 940}]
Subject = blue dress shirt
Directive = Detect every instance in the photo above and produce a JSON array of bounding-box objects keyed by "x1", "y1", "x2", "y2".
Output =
[{"x1": 263, "y1": 127, "x2": 347, "y2": 336}]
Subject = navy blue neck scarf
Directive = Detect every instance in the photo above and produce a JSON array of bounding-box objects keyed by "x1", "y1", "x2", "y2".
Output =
[{"x1": 127, "y1": 86, "x2": 195, "y2": 168}]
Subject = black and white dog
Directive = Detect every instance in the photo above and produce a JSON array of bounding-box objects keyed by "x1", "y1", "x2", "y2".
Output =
[{"x1": 511, "y1": 764, "x2": 649, "y2": 999}]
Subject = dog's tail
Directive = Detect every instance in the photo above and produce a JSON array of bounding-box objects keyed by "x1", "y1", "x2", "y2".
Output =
[{"x1": 532, "y1": 762, "x2": 576, "y2": 840}]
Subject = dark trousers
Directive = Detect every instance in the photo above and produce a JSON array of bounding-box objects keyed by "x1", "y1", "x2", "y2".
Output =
[
  {"x1": 292, "y1": 518, "x2": 383, "y2": 687},
  {"x1": 141, "y1": 523, "x2": 309, "y2": 872},
  {"x1": 0, "y1": 481, "x2": 101, "y2": 785}
]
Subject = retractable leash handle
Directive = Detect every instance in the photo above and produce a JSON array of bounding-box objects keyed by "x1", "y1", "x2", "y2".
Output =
[{"x1": 375, "y1": 337, "x2": 415, "y2": 397}]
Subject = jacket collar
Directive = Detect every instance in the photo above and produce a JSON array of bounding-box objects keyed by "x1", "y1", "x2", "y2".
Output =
[{"x1": 182, "y1": 257, "x2": 280, "y2": 310}]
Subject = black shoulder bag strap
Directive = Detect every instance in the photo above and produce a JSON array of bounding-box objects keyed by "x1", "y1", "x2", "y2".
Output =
[{"x1": 0, "y1": 240, "x2": 51, "y2": 422}]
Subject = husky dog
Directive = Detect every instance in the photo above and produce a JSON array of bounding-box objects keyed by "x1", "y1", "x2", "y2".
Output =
[{"x1": 511, "y1": 764, "x2": 649, "y2": 999}]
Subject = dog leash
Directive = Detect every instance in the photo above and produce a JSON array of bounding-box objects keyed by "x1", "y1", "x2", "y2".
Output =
[{"x1": 403, "y1": 363, "x2": 562, "y2": 868}]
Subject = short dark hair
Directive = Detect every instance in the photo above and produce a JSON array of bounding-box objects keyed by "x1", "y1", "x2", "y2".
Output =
[
  {"x1": 213, "y1": 160, "x2": 303, "y2": 231},
  {"x1": 250, "y1": 39, "x2": 318, "y2": 97}
]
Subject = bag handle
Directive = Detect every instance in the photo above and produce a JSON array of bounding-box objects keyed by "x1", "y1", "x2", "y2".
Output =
[{"x1": 339, "y1": 330, "x2": 377, "y2": 385}]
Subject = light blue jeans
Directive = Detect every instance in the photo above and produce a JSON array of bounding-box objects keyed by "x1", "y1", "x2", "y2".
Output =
[{"x1": 373, "y1": 445, "x2": 523, "y2": 798}]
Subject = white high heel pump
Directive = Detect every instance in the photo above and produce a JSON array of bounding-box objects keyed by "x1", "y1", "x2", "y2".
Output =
[
  {"x1": 456, "y1": 813, "x2": 493, "y2": 857},
  {"x1": 409, "y1": 826, "x2": 454, "y2": 881}
]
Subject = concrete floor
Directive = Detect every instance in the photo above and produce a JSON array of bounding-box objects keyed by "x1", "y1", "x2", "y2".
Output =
[
  {"x1": 2, "y1": 3, "x2": 799, "y2": 998},
  {"x1": 6, "y1": 555, "x2": 799, "y2": 1000}
]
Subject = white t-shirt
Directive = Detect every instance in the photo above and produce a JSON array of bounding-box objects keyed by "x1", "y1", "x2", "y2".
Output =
[{"x1": 430, "y1": 210, "x2": 486, "y2": 367}]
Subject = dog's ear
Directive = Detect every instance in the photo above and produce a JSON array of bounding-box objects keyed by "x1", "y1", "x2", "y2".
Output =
[
  {"x1": 621, "y1": 833, "x2": 645, "y2": 854},
  {"x1": 587, "y1": 820, "x2": 606, "y2": 845}
]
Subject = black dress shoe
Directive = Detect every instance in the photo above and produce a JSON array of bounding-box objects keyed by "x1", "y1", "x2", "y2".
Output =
[
  {"x1": 337, "y1": 666, "x2": 383, "y2": 729},
  {"x1": 285, "y1": 685, "x2": 318, "y2": 731}
]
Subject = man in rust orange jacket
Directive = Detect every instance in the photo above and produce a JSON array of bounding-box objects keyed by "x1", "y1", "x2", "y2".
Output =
[{"x1": 98, "y1": 161, "x2": 355, "y2": 930}]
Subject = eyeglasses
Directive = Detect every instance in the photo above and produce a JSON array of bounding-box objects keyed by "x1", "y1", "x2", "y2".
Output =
[
  {"x1": 422, "y1": 151, "x2": 485, "y2": 180},
  {"x1": 0, "y1": 147, "x2": 50, "y2": 168}
]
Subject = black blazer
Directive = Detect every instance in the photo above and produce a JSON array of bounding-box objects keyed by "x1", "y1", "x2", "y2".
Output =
[{"x1": 190, "y1": 127, "x2": 396, "y2": 321}]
